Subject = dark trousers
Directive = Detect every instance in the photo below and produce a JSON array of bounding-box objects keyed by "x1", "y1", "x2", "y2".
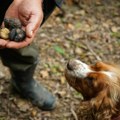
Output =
[{"x1": 0, "y1": 0, "x2": 56, "y2": 71}]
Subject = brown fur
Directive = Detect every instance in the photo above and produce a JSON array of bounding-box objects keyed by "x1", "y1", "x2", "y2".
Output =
[{"x1": 65, "y1": 61, "x2": 120, "y2": 120}]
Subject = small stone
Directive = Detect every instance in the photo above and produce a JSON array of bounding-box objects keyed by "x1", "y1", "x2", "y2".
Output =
[
  {"x1": 111, "y1": 26, "x2": 118, "y2": 33},
  {"x1": 60, "y1": 76, "x2": 66, "y2": 84},
  {"x1": 31, "y1": 109, "x2": 37, "y2": 117},
  {"x1": 75, "y1": 47, "x2": 83, "y2": 55},
  {"x1": 79, "y1": 10, "x2": 86, "y2": 16},
  {"x1": 0, "y1": 86, "x2": 3, "y2": 94},
  {"x1": 0, "y1": 72, "x2": 5, "y2": 79},
  {"x1": 67, "y1": 23, "x2": 75, "y2": 30}
]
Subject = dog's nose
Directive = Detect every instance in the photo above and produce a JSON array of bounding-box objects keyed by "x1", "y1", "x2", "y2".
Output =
[
  {"x1": 67, "y1": 60, "x2": 77, "y2": 70},
  {"x1": 67, "y1": 62, "x2": 74, "y2": 70}
]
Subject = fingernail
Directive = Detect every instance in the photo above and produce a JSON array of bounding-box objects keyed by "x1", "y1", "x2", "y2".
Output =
[{"x1": 30, "y1": 31, "x2": 33, "y2": 36}]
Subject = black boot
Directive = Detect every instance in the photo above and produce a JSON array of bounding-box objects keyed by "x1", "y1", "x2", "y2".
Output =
[{"x1": 10, "y1": 64, "x2": 56, "y2": 111}]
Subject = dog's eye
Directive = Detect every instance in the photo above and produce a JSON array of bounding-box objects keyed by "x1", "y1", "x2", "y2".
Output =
[
  {"x1": 86, "y1": 77, "x2": 94, "y2": 81},
  {"x1": 85, "y1": 77, "x2": 94, "y2": 86}
]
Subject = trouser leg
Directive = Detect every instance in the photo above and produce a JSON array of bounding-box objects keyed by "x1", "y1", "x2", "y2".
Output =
[
  {"x1": 0, "y1": 0, "x2": 57, "y2": 110},
  {"x1": 0, "y1": 44, "x2": 56, "y2": 110}
]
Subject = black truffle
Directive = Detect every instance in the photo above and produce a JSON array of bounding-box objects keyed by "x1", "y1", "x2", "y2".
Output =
[
  {"x1": 4, "y1": 18, "x2": 22, "y2": 30},
  {"x1": 9, "y1": 28, "x2": 26, "y2": 42},
  {"x1": 2, "y1": 18, "x2": 26, "y2": 42}
]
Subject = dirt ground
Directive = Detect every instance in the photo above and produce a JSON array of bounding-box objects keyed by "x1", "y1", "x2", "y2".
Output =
[{"x1": 0, "y1": 1, "x2": 120, "y2": 120}]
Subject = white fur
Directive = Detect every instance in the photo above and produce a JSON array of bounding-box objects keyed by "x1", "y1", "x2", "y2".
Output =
[
  {"x1": 67, "y1": 60, "x2": 118, "y2": 81},
  {"x1": 102, "y1": 71, "x2": 118, "y2": 82},
  {"x1": 66, "y1": 60, "x2": 93, "y2": 78}
]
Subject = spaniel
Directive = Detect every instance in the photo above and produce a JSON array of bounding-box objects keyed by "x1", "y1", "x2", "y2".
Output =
[{"x1": 65, "y1": 59, "x2": 120, "y2": 120}]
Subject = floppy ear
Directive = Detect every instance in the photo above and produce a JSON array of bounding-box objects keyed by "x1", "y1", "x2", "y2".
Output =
[
  {"x1": 90, "y1": 88, "x2": 118, "y2": 120},
  {"x1": 76, "y1": 93, "x2": 115, "y2": 120},
  {"x1": 77, "y1": 101, "x2": 94, "y2": 120}
]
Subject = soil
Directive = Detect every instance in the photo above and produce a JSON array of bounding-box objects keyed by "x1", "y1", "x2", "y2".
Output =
[{"x1": 0, "y1": 0, "x2": 120, "y2": 120}]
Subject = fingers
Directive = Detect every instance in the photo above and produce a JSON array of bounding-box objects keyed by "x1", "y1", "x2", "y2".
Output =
[
  {"x1": 1, "y1": 5, "x2": 43, "y2": 49},
  {"x1": 5, "y1": 26, "x2": 38, "y2": 49},
  {"x1": 0, "y1": 35, "x2": 34, "y2": 49},
  {"x1": 5, "y1": 36, "x2": 34, "y2": 49},
  {"x1": 0, "y1": 39, "x2": 9, "y2": 48},
  {"x1": 0, "y1": 14, "x2": 40, "y2": 49},
  {"x1": 25, "y1": 13, "x2": 43, "y2": 38}
]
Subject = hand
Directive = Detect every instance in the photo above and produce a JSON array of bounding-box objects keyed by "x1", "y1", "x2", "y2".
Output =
[{"x1": 0, "y1": 0, "x2": 43, "y2": 49}]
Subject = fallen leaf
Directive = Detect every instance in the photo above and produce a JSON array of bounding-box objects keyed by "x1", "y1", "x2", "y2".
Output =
[
  {"x1": 40, "y1": 70, "x2": 49, "y2": 78},
  {"x1": 0, "y1": 86, "x2": 3, "y2": 94},
  {"x1": 15, "y1": 99, "x2": 30, "y2": 112},
  {"x1": 60, "y1": 76, "x2": 66, "y2": 84}
]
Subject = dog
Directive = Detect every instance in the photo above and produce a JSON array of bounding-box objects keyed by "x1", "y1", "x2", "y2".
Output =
[{"x1": 65, "y1": 59, "x2": 120, "y2": 120}]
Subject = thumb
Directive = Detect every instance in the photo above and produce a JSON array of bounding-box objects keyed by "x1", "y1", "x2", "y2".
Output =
[
  {"x1": 26, "y1": 23, "x2": 34, "y2": 38},
  {"x1": 26, "y1": 14, "x2": 41, "y2": 37}
]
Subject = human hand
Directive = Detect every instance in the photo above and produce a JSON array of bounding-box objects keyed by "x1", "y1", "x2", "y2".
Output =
[{"x1": 0, "y1": 0, "x2": 43, "y2": 49}]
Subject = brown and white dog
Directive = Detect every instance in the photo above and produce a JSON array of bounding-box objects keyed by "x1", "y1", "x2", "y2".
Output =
[{"x1": 65, "y1": 59, "x2": 120, "y2": 120}]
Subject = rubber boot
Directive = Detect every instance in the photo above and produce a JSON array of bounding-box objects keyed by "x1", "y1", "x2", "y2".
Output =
[{"x1": 10, "y1": 64, "x2": 56, "y2": 111}]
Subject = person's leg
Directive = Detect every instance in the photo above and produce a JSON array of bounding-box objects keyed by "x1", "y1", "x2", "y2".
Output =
[
  {"x1": 42, "y1": 0, "x2": 56, "y2": 24},
  {"x1": 0, "y1": 0, "x2": 57, "y2": 110},
  {"x1": 0, "y1": 45, "x2": 56, "y2": 110}
]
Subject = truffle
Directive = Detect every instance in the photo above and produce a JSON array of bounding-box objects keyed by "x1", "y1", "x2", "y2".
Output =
[
  {"x1": 9, "y1": 28, "x2": 26, "y2": 42},
  {"x1": 0, "y1": 28, "x2": 10, "y2": 39},
  {"x1": 1, "y1": 18, "x2": 26, "y2": 42},
  {"x1": 4, "y1": 18, "x2": 22, "y2": 30}
]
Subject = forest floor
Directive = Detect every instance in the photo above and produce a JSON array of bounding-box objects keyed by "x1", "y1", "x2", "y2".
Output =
[{"x1": 0, "y1": 0, "x2": 120, "y2": 120}]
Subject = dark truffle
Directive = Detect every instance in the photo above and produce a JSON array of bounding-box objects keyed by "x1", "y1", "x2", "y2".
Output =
[
  {"x1": 2, "y1": 18, "x2": 26, "y2": 42},
  {"x1": 4, "y1": 18, "x2": 22, "y2": 30},
  {"x1": 9, "y1": 28, "x2": 26, "y2": 42}
]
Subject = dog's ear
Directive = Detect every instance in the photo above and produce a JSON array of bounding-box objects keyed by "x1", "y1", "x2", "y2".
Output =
[
  {"x1": 91, "y1": 88, "x2": 118, "y2": 119},
  {"x1": 77, "y1": 101, "x2": 94, "y2": 120}
]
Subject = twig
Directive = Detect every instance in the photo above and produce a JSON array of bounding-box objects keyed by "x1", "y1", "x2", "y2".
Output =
[
  {"x1": 85, "y1": 40, "x2": 102, "y2": 61},
  {"x1": 70, "y1": 103, "x2": 78, "y2": 120}
]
